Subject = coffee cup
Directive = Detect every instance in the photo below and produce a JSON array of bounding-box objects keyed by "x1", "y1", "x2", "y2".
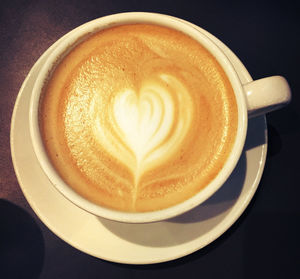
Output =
[{"x1": 29, "y1": 12, "x2": 291, "y2": 223}]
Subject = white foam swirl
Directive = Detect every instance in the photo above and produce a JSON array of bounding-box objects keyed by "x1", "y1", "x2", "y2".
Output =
[{"x1": 91, "y1": 74, "x2": 193, "y2": 185}]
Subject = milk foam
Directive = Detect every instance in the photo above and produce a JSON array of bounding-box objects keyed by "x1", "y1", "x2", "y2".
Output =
[
  {"x1": 40, "y1": 24, "x2": 238, "y2": 212},
  {"x1": 92, "y1": 74, "x2": 193, "y2": 189}
]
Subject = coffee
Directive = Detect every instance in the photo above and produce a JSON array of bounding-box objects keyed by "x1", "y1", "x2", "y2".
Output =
[{"x1": 40, "y1": 24, "x2": 238, "y2": 212}]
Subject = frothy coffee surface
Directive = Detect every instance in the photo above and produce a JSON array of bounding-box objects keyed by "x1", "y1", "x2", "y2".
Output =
[{"x1": 40, "y1": 24, "x2": 238, "y2": 212}]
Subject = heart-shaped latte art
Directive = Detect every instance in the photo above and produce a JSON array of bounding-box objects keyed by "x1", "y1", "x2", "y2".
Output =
[{"x1": 91, "y1": 74, "x2": 193, "y2": 185}]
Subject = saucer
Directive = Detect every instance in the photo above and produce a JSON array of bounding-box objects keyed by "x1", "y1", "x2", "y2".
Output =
[{"x1": 10, "y1": 23, "x2": 267, "y2": 264}]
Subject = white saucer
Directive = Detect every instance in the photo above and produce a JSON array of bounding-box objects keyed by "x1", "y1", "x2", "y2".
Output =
[{"x1": 10, "y1": 24, "x2": 267, "y2": 264}]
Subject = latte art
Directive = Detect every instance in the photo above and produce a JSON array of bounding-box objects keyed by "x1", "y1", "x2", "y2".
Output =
[
  {"x1": 93, "y1": 74, "x2": 193, "y2": 185},
  {"x1": 40, "y1": 24, "x2": 238, "y2": 212}
]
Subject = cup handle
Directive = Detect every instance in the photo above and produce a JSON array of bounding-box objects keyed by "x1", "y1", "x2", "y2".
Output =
[{"x1": 243, "y1": 76, "x2": 291, "y2": 118}]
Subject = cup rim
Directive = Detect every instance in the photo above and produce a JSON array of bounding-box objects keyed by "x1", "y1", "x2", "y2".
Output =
[{"x1": 29, "y1": 12, "x2": 247, "y2": 223}]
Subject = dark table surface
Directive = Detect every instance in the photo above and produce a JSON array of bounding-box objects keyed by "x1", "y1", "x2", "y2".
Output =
[{"x1": 1, "y1": 1, "x2": 299, "y2": 278}]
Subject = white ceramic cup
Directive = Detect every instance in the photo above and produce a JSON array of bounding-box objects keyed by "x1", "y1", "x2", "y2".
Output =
[{"x1": 29, "y1": 12, "x2": 291, "y2": 223}]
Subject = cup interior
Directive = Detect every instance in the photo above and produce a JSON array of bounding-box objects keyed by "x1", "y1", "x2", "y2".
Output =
[{"x1": 29, "y1": 12, "x2": 247, "y2": 223}]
